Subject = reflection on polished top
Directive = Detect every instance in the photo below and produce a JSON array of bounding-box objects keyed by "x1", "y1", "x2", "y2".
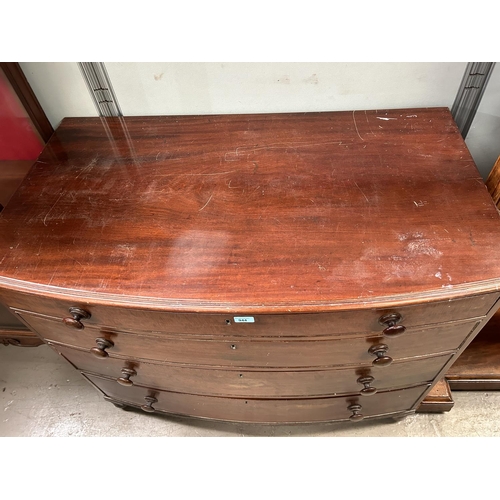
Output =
[{"x1": 0, "y1": 108, "x2": 499, "y2": 311}]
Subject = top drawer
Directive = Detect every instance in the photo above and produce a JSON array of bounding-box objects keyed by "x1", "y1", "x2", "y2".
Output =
[{"x1": 3, "y1": 290, "x2": 498, "y2": 338}]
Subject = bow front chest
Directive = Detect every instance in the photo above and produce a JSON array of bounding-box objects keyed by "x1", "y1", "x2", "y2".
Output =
[{"x1": 1, "y1": 108, "x2": 499, "y2": 424}]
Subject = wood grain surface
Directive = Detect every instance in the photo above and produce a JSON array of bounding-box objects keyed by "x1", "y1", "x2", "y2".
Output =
[{"x1": 1, "y1": 108, "x2": 500, "y2": 313}]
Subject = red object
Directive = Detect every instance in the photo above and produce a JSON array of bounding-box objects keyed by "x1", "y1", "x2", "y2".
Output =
[{"x1": 0, "y1": 70, "x2": 44, "y2": 160}]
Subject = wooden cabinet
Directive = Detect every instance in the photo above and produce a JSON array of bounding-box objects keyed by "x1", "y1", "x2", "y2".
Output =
[{"x1": 1, "y1": 109, "x2": 499, "y2": 424}]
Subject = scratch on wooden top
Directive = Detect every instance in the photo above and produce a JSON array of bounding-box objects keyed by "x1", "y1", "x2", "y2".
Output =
[{"x1": 352, "y1": 110, "x2": 364, "y2": 141}]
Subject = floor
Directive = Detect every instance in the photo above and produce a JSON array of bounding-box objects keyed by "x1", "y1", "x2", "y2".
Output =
[{"x1": 1, "y1": 344, "x2": 500, "y2": 437}]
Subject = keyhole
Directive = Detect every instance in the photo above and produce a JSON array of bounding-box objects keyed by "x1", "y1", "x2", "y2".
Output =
[
  {"x1": 230, "y1": 344, "x2": 236, "y2": 350},
  {"x1": 225, "y1": 319, "x2": 231, "y2": 325}
]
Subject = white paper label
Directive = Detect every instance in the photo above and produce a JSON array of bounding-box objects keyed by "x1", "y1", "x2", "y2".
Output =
[{"x1": 234, "y1": 316, "x2": 255, "y2": 323}]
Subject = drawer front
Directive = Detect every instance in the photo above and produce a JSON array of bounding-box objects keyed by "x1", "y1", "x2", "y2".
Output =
[
  {"x1": 21, "y1": 311, "x2": 479, "y2": 368},
  {"x1": 85, "y1": 373, "x2": 429, "y2": 423},
  {"x1": 4, "y1": 289, "x2": 498, "y2": 337},
  {"x1": 53, "y1": 343, "x2": 452, "y2": 397}
]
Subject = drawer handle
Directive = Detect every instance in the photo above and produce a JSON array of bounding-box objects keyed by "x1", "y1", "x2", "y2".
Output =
[
  {"x1": 357, "y1": 376, "x2": 378, "y2": 396},
  {"x1": 90, "y1": 337, "x2": 114, "y2": 358},
  {"x1": 117, "y1": 367, "x2": 137, "y2": 386},
  {"x1": 63, "y1": 307, "x2": 91, "y2": 330},
  {"x1": 141, "y1": 396, "x2": 158, "y2": 413},
  {"x1": 379, "y1": 312, "x2": 406, "y2": 337},
  {"x1": 348, "y1": 403, "x2": 364, "y2": 422},
  {"x1": 368, "y1": 344, "x2": 393, "y2": 367}
]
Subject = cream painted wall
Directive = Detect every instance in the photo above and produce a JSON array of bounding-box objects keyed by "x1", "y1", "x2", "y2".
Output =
[
  {"x1": 19, "y1": 61, "x2": 499, "y2": 177},
  {"x1": 106, "y1": 62, "x2": 465, "y2": 116}
]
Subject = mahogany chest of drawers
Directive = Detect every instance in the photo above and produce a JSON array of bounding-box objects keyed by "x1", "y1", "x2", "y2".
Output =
[{"x1": 1, "y1": 108, "x2": 499, "y2": 424}]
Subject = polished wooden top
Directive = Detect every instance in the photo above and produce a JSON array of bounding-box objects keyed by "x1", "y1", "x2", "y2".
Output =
[{"x1": 0, "y1": 108, "x2": 499, "y2": 311}]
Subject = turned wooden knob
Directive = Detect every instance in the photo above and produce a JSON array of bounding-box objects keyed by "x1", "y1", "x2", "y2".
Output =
[
  {"x1": 368, "y1": 344, "x2": 393, "y2": 367},
  {"x1": 348, "y1": 403, "x2": 364, "y2": 422},
  {"x1": 379, "y1": 312, "x2": 406, "y2": 337},
  {"x1": 357, "y1": 376, "x2": 377, "y2": 396},
  {"x1": 90, "y1": 337, "x2": 114, "y2": 358},
  {"x1": 141, "y1": 396, "x2": 158, "y2": 413},
  {"x1": 117, "y1": 367, "x2": 137, "y2": 386},
  {"x1": 63, "y1": 307, "x2": 91, "y2": 329}
]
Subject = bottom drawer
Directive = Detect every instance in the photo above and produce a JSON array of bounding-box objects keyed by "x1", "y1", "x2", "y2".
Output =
[{"x1": 84, "y1": 373, "x2": 429, "y2": 424}]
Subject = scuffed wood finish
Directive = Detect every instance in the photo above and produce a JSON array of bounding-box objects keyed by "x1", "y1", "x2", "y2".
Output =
[
  {"x1": 1, "y1": 108, "x2": 500, "y2": 424},
  {"x1": 1, "y1": 109, "x2": 500, "y2": 311}
]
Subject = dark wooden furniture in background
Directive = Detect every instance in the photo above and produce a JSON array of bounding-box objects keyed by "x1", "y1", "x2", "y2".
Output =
[
  {"x1": 0, "y1": 62, "x2": 51, "y2": 347},
  {"x1": 446, "y1": 155, "x2": 500, "y2": 390},
  {"x1": 1, "y1": 109, "x2": 500, "y2": 424}
]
